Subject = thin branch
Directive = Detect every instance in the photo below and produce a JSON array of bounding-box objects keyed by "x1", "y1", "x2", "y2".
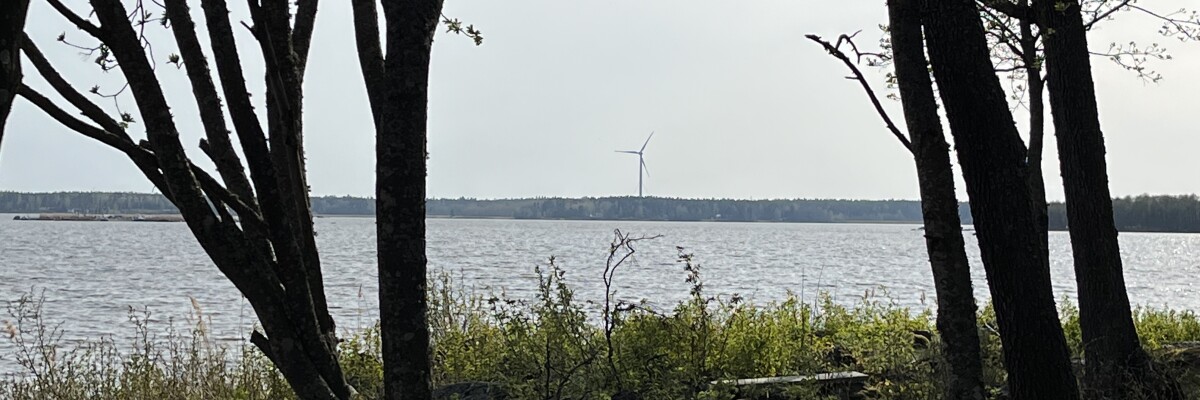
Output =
[
  {"x1": 994, "y1": 65, "x2": 1029, "y2": 73},
  {"x1": 1128, "y1": 4, "x2": 1200, "y2": 40},
  {"x1": 46, "y1": 0, "x2": 105, "y2": 39},
  {"x1": 16, "y1": 84, "x2": 173, "y2": 197},
  {"x1": 249, "y1": 330, "x2": 278, "y2": 365},
  {"x1": 91, "y1": 0, "x2": 219, "y2": 226},
  {"x1": 292, "y1": 0, "x2": 318, "y2": 73},
  {"x1": 806, "y1": 34, "x2": 913, "y2": 153},
  {"x1": 21, "y1": 36, "x2": 127, "y2": 138},
  {"x1": 1084, "y1": 0, "x2": 1133, "y2": 29},
  {"x1": 836, "y1": 31, "x2": 888, "y2": 63},
  {"x1": 199, "y1": 0, "x2": 280, "y2": 208},
  {"x1": 350, "y1": 0, "x2": 384, "y2": 122},
  {"x1": 980, "y1": 5, "x2": 1026, "y2": 58},
  {"x1": 19, "y1": 84, "x2": 130, "y2": 152},
  {"x1": 193, "y1": 163, "x2": 266, "y2": 230},
  {"x1": 979, "y1": 0, "x2": 1034, "y2": 21},
  {"x1": 163, "y1": 0, "x2": 257, "y2": 206}
]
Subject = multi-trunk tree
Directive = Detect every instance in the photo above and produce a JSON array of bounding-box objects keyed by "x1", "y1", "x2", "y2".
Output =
[
  {"x1": 15, "y1": 0, "x2": 353, "y2": 398},
  {"x1": 919, "y1": 0, "x2": 1080, "y2": 397},
  {"x1": 982, "y1": 0, "x2": 1196, "y2": 396},
  {"x1": 807, "y1": 0, "x2": 984, "y2": 396}
]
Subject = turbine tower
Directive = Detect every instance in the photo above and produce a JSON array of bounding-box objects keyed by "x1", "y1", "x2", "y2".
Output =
[{"x1": 615, "y1": 131, "x2": 654, "y2": 197}]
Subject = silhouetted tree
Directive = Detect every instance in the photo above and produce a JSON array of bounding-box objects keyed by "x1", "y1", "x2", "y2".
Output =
[
  {"x1": 920, "y1": 0, "x2": 1079, "y2": 398},
  {"x1": 887, "y1": 1, "x2": 984, "y2": 397},
  {"x1": 352, "y1": 0, "x2": 448, "y2": 398},
  {"x1": 1034, "y1": 0, "x2": 1182, "y2": 397},
  {"x1": 16, "y1": 0, "x2": 352, "y2": 398},
  {"x1": 807, "y1": 0, "x2": 984, "y2": 395},
  {"x1": 978, "y1": 0, "x2": 1199, "y2": 258},
  {"x1": 0, "y1": 0, "x2": 30, "y2": 154}
]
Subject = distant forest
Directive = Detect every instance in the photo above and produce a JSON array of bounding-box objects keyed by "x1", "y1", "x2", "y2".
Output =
[{"x1": 3, "y1": 191, "x2": 1200, "y2": 232}]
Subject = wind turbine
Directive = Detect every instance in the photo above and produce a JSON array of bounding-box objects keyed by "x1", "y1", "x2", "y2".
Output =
[{"x1": 615, "y1": 131, "x2": 654, "y2": 197}]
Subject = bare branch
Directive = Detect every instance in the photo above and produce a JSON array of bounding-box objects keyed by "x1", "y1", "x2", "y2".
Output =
[
  {"x1": 163, "y1": 0, "x2": 257, "y2": 206},
  {"x1": 1084, "y1": 0, "x2": 1133, "y2": 29},
  {"x1": 19, "y1": 84, "x2": 129, "y2": 152},
  {"x1": 979, "y1": 0, "x2": 1034, "y2": 21},
  {"x1": 350, "y1": 0, "x2": 384, "y2": 122},
  {"x1": 46, "y1": 0, "x2": 106, "y2": 39},
  {"x1": 994, "y1": 65, "x2": 1029, "y2": 73},
  {"x1": 806, "y1": 34, "x2": 913, "y2": 153},
  {"x1": 192, "y1": 162, "x2": 266, "y2": 230},
  {"x1": 1129, "y1": 4, "x2": 1200, "y2": 41},
  {"x1": 980, "y1": 5, "x2": 1026, "y2": 58},
  {"x1": 91, "y1": 0, "x2": 218, "y2": 225},
  {"x1": 199, "y1": 0, "x2": 279, "y2": 206},
  {"x1": 293, "y1": 0, "x2": 318, "y2": 73},
  {"x1": 16, "y1": 83, "x2": 173, "y2": 198},
  {"x1": 21, "y1": 36, "x2": 128, "y2": 138}
]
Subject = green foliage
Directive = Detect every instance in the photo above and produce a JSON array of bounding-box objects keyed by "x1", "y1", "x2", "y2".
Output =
[{"x1": 7, "y1": 266, "x2": 1200, "y2": 399}]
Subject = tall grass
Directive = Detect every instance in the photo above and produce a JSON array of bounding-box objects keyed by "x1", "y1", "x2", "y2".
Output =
[{"x1": 4, "y1": 233, "x2": 1200, "y2": 399}]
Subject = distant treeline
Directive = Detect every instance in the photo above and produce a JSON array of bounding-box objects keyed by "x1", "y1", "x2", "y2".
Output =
[
  {"x1": 0, "y1": 191, "x2": 957, "y2": 223},
  {"x1": 3, "y1": 191, "x2": 1200, "y2": 232}
]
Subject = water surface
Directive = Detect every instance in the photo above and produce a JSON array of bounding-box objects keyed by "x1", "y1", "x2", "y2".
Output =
[{"x1": 2, "y1": 216, "x2": 1198, "y2": 347}]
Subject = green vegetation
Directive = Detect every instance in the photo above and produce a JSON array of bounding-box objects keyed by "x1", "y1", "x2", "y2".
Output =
[{"x1": 5, "y1": 249, "x2": 1200, "y2": 400}]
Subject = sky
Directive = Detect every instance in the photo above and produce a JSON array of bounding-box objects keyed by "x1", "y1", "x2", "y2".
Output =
[{"x1": 0, "y1": 0, "x2": 1197, "y2": 201}]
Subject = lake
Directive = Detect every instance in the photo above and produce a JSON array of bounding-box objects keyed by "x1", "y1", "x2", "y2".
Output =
[{"x1": 2, "y1": 216, "x2": 1199, "y2": 348}]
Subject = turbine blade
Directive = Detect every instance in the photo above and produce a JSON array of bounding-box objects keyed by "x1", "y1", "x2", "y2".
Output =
[
  {"x1": 615, "y1": 150, "x2": 640, "y2": 154},
  {"x1": 641, "y1": 158, "x2": 650, "y2": 177},
  {"x1": 640, "y1": 131, "x2": 655, "y2": 152}
]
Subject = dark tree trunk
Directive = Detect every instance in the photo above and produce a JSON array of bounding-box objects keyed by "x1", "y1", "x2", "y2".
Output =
[
  {"x1": 1033, "y1": 1, "x2": 1181, "y2": 398},
  {"x1": 920, "y1": 0, "x2": 1079, "y2": 398},
  {"x1": 354, "y1": 0, "x2": 445, "y2": 398},
  {"x1": 0, "y1": 0, "x2": 31, "y2": 153},
  {"x1": 1017, "y1": 6, "x2": 1050, "y2": 257},
  {"x1": 888, "y1": 1, "x2": 984, "y2": 398},
  {"x1": 18, "y1": 1, "x2": 351, "y2": 398}
]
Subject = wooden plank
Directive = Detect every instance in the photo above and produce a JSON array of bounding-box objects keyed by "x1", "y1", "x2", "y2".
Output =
[{"x1": 711, "y1": 371, "x2": 868, "y2": 387}]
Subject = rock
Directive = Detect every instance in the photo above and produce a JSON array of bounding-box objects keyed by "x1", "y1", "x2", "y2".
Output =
[{"x1": 433, "y1": 382, "x2": 508, "y2": 400}]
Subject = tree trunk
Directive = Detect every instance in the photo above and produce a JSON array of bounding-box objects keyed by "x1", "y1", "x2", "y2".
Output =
[
  {"x1": 888, "y1": 1, "x2": 984, "y2": 398},
  {"x1": 1017, "y1": 7, "x2": 1050, "y2": 257},
  {"x1": 919, "y1": 0, "x2": 1079, "y2": 398},
  {"x1": 17, "y1": 1, "x2": 352, "y2": 398},
  {"x1": 1033, "y1": 1, "x2": 1181, "y2": 398},
  {"x1": 354, "y1": 0, "x2": 445, "y2": 398},
  {"x1": 0, "y1": 0, "x2": 31, "y2": 154}
]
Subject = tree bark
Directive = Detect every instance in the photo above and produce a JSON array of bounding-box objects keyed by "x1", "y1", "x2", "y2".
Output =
[
  {"x1": 0, "y1": 0, "x2": 31, "y2": 155},
  {"x1": 21, "y1": 1, "x2": 353, "y2": 398},
  {"x1": 354, "y1": 0, "x2": 445, "y2": 398},
  {"x1": 920, "y1": 0, "x2": 1080, "y2": 398},
  {"x1": 1033, "y1": 1, "x2": 1181, "y2": 398},
  {"x1": 1016, "y1": 5, "x2": 1051, "y2": 258},
  {"x1": 889, "y1": 1, "x2": 984, "y2": 398}
]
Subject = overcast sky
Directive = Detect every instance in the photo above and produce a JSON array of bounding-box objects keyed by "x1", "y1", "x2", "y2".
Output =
[{"x1": 0, "y1": 1, "x2": 1196, "y2": 200}]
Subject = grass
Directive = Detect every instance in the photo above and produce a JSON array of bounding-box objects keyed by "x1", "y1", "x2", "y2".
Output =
[{"x1": 4, "y1": 236, "x2": 1200, "y2": 399}]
